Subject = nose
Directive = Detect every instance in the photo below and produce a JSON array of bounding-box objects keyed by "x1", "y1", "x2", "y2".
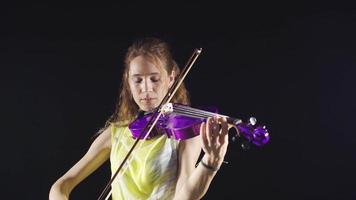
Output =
[{"x1": 141, "y1": 78, "x2": 153, "y2": 92}]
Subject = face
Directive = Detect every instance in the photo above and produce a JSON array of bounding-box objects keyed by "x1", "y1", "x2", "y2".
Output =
[{"x1": 128, "y1": 55, "x2": 175, "y2": 111}]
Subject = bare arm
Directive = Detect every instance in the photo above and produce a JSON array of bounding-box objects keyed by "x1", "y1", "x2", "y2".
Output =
[
  {"x1": 49, "y1": 127, "x2": 112, "y2": 200},
  {"x1": 173, "y1": 117, "x2": 229, "y2": 200}
]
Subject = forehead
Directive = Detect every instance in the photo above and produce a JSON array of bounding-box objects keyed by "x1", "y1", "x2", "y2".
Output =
[{"x1": 129, "y1": 55, "x2": 166, "y2": 76}]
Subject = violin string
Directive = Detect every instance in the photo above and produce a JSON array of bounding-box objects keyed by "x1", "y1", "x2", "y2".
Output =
[
  {"x1": 174, "y1": 104, "x2": 228, "y2": 117},
  {"x1": 173, "y1": 107, "x2": 220, "y2": 119},
  {"x1": 173, "y1": 108, "x2": 215, "y2": 119},
  {"x1": 173, "y1": 104, "x2": 229, "y2": 120},
  {"x1": 173, "y1": 104, "x2": 213, "y2": 115}
]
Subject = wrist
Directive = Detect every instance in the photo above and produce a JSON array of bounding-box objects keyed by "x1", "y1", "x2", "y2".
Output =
[
  {"x1": 201, "y1": 155, "x2": 223, "y2": 172},
  {"x1": 200, "y1": 159, "x2": 219, "y2": 172},
  {"x1": 203, "y1": 155, "x2": 223, "y2": 167}
]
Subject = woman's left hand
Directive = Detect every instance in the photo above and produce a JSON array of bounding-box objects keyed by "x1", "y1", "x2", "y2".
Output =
[{"x1": 200, "y1": 116, "x2": 229, "y2": 169}]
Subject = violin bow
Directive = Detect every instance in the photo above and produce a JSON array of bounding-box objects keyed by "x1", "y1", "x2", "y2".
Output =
[{"x1": 97, "y1": 48, "x2": 202, "y2": 200}]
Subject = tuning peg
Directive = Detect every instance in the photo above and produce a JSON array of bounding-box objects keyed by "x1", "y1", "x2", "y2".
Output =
[{"x1": 249, "y1": 117, "x2": 257, "y2": 125}]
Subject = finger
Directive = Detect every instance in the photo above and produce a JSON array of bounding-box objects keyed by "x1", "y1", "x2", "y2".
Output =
[
  {"x1": 218, "y1": 117, "x2": 229, "y2": 145},
  {"x1": 218, "y1": 117, "x2": 228, "y2": 135},
  {"x1": 212, "y1": 116, "x2": 220, "y2": 141},
  {"x1": 212, "y1": 117, "x2": 222, "y2": 148},
  {"x1": 206, "y1": 117, "x2": 213, "y2": 147},
  {"x1": 200, "y1": 122, "x2": 208, "y2": 147}
]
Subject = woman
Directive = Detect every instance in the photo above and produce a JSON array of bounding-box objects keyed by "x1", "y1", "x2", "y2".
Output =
[{"x1": 49, "y1": 37, "x2": 229, "y2": 200}]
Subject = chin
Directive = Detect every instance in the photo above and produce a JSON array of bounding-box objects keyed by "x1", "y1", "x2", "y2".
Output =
[
  {"x1": 139, "y1": 101, "x2": 159, "y2": 111},
  {"x1": 140, "y1": 104, "x2": 156, "y2": 112}
]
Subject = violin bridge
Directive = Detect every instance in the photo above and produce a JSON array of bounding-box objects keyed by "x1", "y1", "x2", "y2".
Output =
[{"x1": 160, "y1": 103, "x2": 173, "y2": 115}]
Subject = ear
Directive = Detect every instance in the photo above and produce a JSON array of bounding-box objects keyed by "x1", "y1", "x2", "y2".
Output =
[{"x1": 168, "y1": 70, "x2": 175, "y2": 88}]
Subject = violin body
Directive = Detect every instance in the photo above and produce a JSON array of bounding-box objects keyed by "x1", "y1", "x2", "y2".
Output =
[{"x1": 129, "y1": 112, "x2": 202, "y2": 140}]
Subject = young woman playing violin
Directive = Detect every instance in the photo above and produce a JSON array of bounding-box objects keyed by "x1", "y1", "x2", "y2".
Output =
[{"x1": 49, "y1": 37, "x2": 229, "y2": 200}]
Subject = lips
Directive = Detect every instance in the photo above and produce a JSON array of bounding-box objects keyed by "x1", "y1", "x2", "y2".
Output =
[{"x1": 140, "y1": 98, "x2": 156, "y2": 102}]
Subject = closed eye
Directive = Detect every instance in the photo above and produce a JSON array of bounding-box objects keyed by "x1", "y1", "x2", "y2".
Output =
[
  {"x1": 133, "y1": 78, "x2": 142, "y2": 83},
  {"x1": 150, "y1": 76, "x2": 160, "y2": 82}
]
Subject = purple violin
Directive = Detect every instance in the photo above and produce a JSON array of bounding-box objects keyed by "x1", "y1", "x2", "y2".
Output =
[{"x1": 129, "y1": 103, "x2": 270, "y2": 147}]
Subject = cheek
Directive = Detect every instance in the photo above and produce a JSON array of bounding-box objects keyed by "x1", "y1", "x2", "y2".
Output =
[
  {"x1": 157, "y1": 82, "x2": 169, "y2": 95},
  {"x1": 129, "y1": 83, "x2": 139, "y2": 97}
]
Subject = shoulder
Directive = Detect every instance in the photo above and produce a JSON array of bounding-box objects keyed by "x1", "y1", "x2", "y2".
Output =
[
  {"x1": 91, "y1": 125, "x2": 115, "y2": 150},
  {"x1": 110, "y1": 123, "x2": 130, "y2": 138}
]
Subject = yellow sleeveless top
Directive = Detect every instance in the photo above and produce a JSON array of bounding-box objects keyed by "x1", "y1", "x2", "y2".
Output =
[{"x1": 110, "y1": 125, "x2": 179, "y2": 200}]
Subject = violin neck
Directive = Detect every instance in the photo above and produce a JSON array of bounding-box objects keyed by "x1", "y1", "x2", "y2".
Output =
[{"x1": 171, "y1": 103, "x2": 242, "y2": 125}]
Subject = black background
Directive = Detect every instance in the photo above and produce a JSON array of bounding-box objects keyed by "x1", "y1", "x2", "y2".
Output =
[{"x1": 1, "y1": 1, "x2": 356, "y2": 199}]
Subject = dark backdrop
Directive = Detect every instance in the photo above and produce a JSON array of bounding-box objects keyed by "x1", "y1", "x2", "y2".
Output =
[{"x1": 1, "y1": 1, "x2": 355, "y2": 200}]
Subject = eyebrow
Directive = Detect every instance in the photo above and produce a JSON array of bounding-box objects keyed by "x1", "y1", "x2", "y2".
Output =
[{"x1": 130, "y1": 72, "x2": 160, "y2": 77}]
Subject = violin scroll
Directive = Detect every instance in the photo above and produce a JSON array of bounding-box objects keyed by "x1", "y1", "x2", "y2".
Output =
[{"x1": 233, "y1": 117, "x2": 270, "y2": 148}]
